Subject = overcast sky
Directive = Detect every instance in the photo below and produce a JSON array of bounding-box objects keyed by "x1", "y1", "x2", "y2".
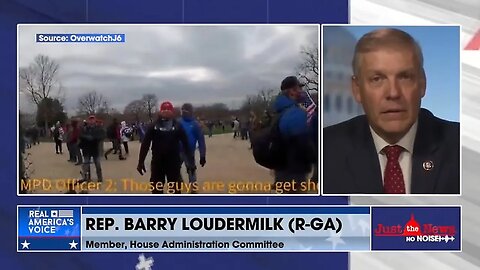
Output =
[{"x1": 18, "y1": 24, "x2": 318, "y2": 115}]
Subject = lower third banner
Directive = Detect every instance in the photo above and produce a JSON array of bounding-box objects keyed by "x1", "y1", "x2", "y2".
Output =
[
  {"x1": 17, "y1": 205, "x2": 461, "y2": 252},
  {"x1": 18, "y1": 206, "x2": 370, "y2": 252}
]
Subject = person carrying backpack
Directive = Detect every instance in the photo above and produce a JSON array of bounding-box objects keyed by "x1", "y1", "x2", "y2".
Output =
[
  {"x1": 251, "y1": 76, "x2": 315, "y2": 194},
  {"x1": 274, "y1": 76, "x2": 316, "y2": 192}
]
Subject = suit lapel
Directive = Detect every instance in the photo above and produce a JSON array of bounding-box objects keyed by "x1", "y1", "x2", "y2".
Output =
[
  {"x1": 411, "y1": 109, "x2": 441, "y2": 194},
  {"x1": 346, "y1": 117, "x2": 384, "y2": 193}
]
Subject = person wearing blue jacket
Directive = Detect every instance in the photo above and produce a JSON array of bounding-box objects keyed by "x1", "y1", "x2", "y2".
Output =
[
  {"x1": 273, "y1": 76, "x2": 316, "y2": 193},
  {"x1": 179, "y1": 103, "x2": 206, "y2": 189}
]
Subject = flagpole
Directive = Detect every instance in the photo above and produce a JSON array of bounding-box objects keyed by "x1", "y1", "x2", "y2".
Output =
[{"x1": 304, "y1": 90, "x2": 317, "y2": 108}]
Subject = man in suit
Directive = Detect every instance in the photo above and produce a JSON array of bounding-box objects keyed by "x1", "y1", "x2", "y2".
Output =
[{"x1": 323, "y1": 28, "x2": 460, "y2": 194}]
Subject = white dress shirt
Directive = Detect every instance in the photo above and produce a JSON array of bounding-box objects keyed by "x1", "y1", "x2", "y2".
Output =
[{"x1": 370, "y1": 122, "x2": 418, "y2": 194}]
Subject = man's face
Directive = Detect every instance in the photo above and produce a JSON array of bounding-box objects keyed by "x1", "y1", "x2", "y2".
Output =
[
  {"x1": 287, "y1": 85, "x2": 303, "y2": 102},
  {"x1": 88, "y1": 118, "x2": 96, "y2": 126},
  {"x1": 182, "y1": 108, "x2": 192, "y2": 118},
  {"x1": 159, "y1": 110, "x2": 173, "y2": 119},
  {"x1": 352, "y1": 46, "x2": 426, "y2": 143}
]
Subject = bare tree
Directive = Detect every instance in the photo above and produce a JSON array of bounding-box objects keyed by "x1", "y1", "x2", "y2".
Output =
[
  {"x1": 97, "y1": 101, "x2": 111, "y2": 114},
  {"x1": 195, "y1": 103, "x2": 230, "y2": 120},
  {"x1": 142, "y1": 94, "x2": 158, "y2": 121},
  {"x1": 258, "y1": 89, "x2": 276, "y2": 108},
  {"x1": 19, "y1": 55, "x2": 61, "y2": 104},
  {"x1": 240, "y1": 88, "x2": 277, "y2": 116},
  {"x1": 19, "y1": 55, "x2": 62, "y2": 133},
  {"x1": 297, "y1": 45, "x2": 319, "y2": 91},
  {"x1": 95, "y1": 100, "x2": 114, "y2": 121},
  {"x1": 77, "y1": 91, "x2": 109, "y2": 115},
  {"x1": 124, "y1": 100, "x2": 145, "y2": 123}
]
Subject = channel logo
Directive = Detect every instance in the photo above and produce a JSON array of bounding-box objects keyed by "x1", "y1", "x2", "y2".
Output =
[{"x1": 373, "y1": 214, "x2": 456, "y2": 243}]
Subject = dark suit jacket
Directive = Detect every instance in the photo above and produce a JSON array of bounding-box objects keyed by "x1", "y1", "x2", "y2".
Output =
[{"x1": 323, "y1": 108, "x2": 460, "y2": 194}]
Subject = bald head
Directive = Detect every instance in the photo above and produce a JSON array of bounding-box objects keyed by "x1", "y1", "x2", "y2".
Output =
[{"x1": 352, "y1": 28, "x2": 424, "y2": 77}]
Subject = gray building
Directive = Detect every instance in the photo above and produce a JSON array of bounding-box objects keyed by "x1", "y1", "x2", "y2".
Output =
[{"x1": 323, "y1": 27, "x2": 363, "y2": 127}]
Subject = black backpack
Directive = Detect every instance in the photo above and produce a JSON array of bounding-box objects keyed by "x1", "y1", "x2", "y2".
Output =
[{"x1": 250, "y1": 111, "x2": 287, "y2": 170}]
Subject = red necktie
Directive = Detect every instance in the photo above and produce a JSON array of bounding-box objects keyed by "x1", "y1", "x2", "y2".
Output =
[{"x1": 383, "y1": 145, "x2": 406, "y2": 194}]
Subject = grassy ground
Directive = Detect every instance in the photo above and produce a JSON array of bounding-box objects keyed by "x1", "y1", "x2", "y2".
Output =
[
  {"x1": 33, "y1": 124, "x2": 235, "y2": 143},
  {"x1": 207, "y1": 126, "x2": 233, "y2": 135}
]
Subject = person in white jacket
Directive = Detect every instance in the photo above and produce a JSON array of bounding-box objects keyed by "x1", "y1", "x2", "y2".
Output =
[
  {"x1": 120, "y1": 121, "x2": 131, "y2": 155},
  {"x1": 232, "y1": 118, "x2": 240, "y2": 139}
]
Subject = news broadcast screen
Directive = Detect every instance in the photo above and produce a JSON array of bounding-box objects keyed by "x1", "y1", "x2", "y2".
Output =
[{"x1": 2, "y1": 0, "x2": 479, "y2": 269}]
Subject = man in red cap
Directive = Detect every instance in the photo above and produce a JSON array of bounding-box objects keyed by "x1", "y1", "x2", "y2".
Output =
[{"x1": 137, "y1": 101, "x2": 193, "y2": 194}]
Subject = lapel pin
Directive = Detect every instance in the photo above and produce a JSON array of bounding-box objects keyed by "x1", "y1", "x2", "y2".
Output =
[{"x1": 423, "y1": 161, "x2": 434, "y2": 171}]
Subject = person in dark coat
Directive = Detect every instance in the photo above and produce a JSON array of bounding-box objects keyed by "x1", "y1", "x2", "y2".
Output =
[
  {"x1": 137, "y1": 101, "x2": 193, "y2": 194},
  {"x1": 79, "y1": 115, "x2": 105, "y2": 182}
]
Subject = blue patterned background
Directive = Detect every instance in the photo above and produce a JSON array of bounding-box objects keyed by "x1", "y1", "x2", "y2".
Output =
[{"x1": 2, "y1": 0, "x2": 348, "y2": 269}]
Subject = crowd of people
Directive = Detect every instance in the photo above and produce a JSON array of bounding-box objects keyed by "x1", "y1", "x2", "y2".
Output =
[
  {"x1": 21, "y1": 117, "x2": 140, "y2": 184},
  {"x1": 20, "y1": 75, "x2": 319, "y2": 194},
  {"x1": 135, "y1": 75, "x2": 318, "y2": 194}
]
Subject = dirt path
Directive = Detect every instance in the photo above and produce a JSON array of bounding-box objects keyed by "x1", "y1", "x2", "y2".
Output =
[{"x1": 22, "y1": 134, "x2": 282, "y2": 194}]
